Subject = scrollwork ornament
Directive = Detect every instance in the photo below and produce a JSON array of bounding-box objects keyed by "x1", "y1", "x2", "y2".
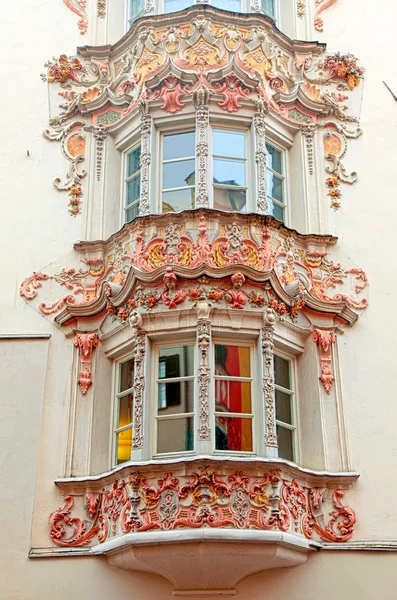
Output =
[{"x1": 133, "y1": 330, "x2": 146, "y2": 450}]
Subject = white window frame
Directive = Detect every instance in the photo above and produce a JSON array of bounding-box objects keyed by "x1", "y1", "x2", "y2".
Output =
[
  {"x1": 123, "y1": 141, "x2": 141, "y2": 225},
  {"x1": 212, "y1": 339, "x2": 257, "y2": 456},
  {"x1": 112, "y1": 353, "x2": 135, "y2": 466},
  {"x1": 160, "y1": 128, "x2": 196, "y2": 214},
  {"x1": 127, "y1": 0, "x2": 145, "y2": 29},
  {"x1": 152, "y1": 339, "x2": 197, "y2": 457},
  {"x1": 266, "y1": 139, "x2": 288, "y2": 223},
  {"x1": 274, "y1": 350, "x2": 298, "y2": 462},
  {"x1": 211, "y1": 127, "x2": 249, "y2": 214}
]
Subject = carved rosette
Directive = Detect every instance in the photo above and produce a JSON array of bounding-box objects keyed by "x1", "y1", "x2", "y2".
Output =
[
  {"x1": 133, "y1": 330, "x2": 146, "y2": 449},
  {"x1": 262, "y1": 310, "x2": 277, "y2": 448},
  {"x1": 74, "y1": 333, "x2": 99, "y2": 395},
  {"x1": 139, "y1": 110, "x2": 152, "y2": 216},
  {"x1": 254, "y1": 112, "x2": 268, "y2": 213},
  {"x1": 197, "y1": 320, "x2": 211, "y2": 440},
  {"x1": 194, "y1": 91, "x2": 210, "y2": 208}
]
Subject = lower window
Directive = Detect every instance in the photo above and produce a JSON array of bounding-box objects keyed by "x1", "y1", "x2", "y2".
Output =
[
  {"x1": 114, "y1": 357, "x2": 134, "y2": 464},
  {"x1": 274, "y1": 354, "x2": 296, "y2": 461}
]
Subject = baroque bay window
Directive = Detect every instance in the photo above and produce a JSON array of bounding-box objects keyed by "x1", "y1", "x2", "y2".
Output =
[
  {"x1": 266, "y1": 142, "x2": 286, "y2": 221},
  {"x1": 161, "y1": 131, "x2": 196, "y2": 213},
  {"x1": 125, "y1": 144, "x2": 141, "y2": 223},
  {"x1": 212, "y1": 129, "x2": 247, "y2": 213},
  {"x1": 274, "y1": 354, "x2": 297, "y2": 462}
]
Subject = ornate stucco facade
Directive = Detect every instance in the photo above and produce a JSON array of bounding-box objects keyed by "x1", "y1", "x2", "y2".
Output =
[{"x1": 2, "y1": 0, "x2": 397, "y2": 597}]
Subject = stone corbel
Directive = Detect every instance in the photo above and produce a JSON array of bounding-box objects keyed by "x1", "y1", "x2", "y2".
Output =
[
  {"x1": 312, "y1": 329, "x2": 336, "y2": 394},
  {"x1": 262, "y1": 309, "x2": 278, "y2": 452},
  {"x1": 74, "y1": 333, "x2": 99, "y2": 395},
  {"x1": 194, "y1": 297, "x2": 213, "y2": 440},
  {"x1": 139, "y1": 105, "x2": 152, "y2": 216},
  {"x1": 194, "y1": 88, "x2": 210, "y2": 208},
  {"x1": 132, "y1": 329, "x2": 146, "y2": 450},
  {"x1": 254, "y1": 111, "x2": 268, "y2": 214}
]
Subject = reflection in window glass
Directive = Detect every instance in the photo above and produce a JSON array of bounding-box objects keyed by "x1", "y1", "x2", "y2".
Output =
[
  {"x1": 125, "y1": 146, "x2": 141, "y2": 223},
  {"x1": 164, "y1": 0, "x2": 192, "y2": 12},
  {"x1": 212, "y1": 0, "x2": 242, "y2": 10},
  {"x1": 129, "y1": 0, "x2": 144, "y2": 25},
  {"x1": 214, "y1": 344, "x2": 253, "y2": 452},
  {"x1": 261, "y1": 0, "x2": 275, "y2": 17},
  {"x1": 156, "y1": 345, "x2": 195, "y2": 453},
  {"x1": 162, "y1": 132, "x2": 195, "y2": 213},
  {"x1": 274, "y1": 355, "x2": 295, "y2": 462},
  {"x1": 114, "y1": 358, "x2": 134, "y2": 465},
  {"x1": 213, "y1": 130, "x2": 247, "y2": 213},
  {"x1": 266, "y1": 142, "x2": 285, "y2": 222}
]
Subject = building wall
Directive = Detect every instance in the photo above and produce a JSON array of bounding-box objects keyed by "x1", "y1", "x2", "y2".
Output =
[{"x1": 2, "y1": 0, "x2": 397, "y2": 597}]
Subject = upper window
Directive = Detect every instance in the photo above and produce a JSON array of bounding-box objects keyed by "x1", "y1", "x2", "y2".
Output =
[
  {"x1": 164, "y1": 0, "x2": 191, "y2": 12},
  {"x1": 161, "y1": 131, "x2": 195, "y2": 213},
  {"x1": 213, "y1": 130, "x2": 247, "y2": 213},
  {"x1": 260, "y1": 0, "x2": 276, "y2": 18},
  {"x1": 128, "y1": 0, "x2": 277, "y2": 21},
  {"x1": 274, "y1": 354, "x2": 296, "y2": 462},
  {"x1": 114, "y1": 357, "x2": 134, "y2": 464},
  {"x1": 266, "y1": 142, "x2": 286, "y2": 222},
  {"x1": 125, "y1": 145, "x2": 141, "y2": 223},
  {"x1": 128, "y1": 0, "x2": 145, "y2": 26}
]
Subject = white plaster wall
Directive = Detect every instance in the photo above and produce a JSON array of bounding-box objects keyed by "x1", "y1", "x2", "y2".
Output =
[{"x1": 1, "y1": 0, "x2": 397, "y2": 597}]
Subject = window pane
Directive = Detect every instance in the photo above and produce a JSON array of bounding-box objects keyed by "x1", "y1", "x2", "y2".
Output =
[
  {"x1": 215, "y1": 345, "x2": 250, "y2": 377},
  {"x1": 268, "y1": 199, "x2": 284, "y2": 221},
  {"x1": 274, "y1": 355, "x2": 291, "y2": 389},
  {"x1": 261, "y1": 0, "x2": 275, "y2": 16},
  {"x1": 163, "y1": 131, "x2": 195, "y2": 160},
  {"x1": 126, "y1": 204, "x2": 139, "y2": 223},
  {"x1": 267, "y1": 171, "x2": 283, "y2": 203},
  {"x1": 162, "y1": 188, "x2": 195, "y2": 212},
  {"x1": 116, "y1": 428, "x2": 132, "y2": 464},
  {"x1": 213, "y1": 130, "x2": 245, "y2": 158},
  {"x1": 215, "y1": 416, "x2": 253, "y2": 451},
  {"x1": 276, "y1": 390, "x2": 292, "y2": 425},
  {"x1": 214, "y1": 158, "x2": 246, "y2": 187},
  {"x1": 130, "y1": 0, "x2": 144, "y2": 16},
  {"x1": 157, "y1": 417, "x2": 194, "y2": 452},
  {"x1": 159, "y1": 345, "x2": 194, "y2": 378},
  {"x1": 127, "y1": 147, "x2": 141, "y2": 176},
  {"x1": 117, "y1": 394, "x2": 133, "y2": 429},
  {"x1": 212, "y1": 0, "x2": 242, "y2": 9},
  {"x1": 213, "y1": 188, "x2": 246, "y2": 213},
  {"x1": 266, "y1": 143, "x2": 282, "y2": 173},
  {"x1": 119, "y1": 359, "x2": 134, "y2": 392},
  {"x1": 163, "y1": 159, "x2": 195, "y2": 189},
  {"x1": 127, "y1": 177, "x2": 140, "y2": 207},
  {"x1": 158, "y1": 381, "x2": 194, "y2": 414},
  {"x1": 215, "y1": 381, "x2": 252, "y2": 414},
  {"x1": 277, "y1": 426, "x2": 294, "y2": 461}
]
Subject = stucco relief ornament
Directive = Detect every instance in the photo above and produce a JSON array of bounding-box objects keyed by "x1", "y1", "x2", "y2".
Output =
[
  {"x1": 312, "y1": 329, "x2": 336, "y2": 394},
  {"x1": 74, "y1": 333, "x2": 99, "y2": 395},
  {"x1": 313, "y1": 0, "x2": 336, "y2": 32},
  {"x1": 224, "y1": 273, "x2": 248, "y2": 309},
  {"x1": 63, "y1": 0, "x2": 88, "y2": 34},
  {"x1": 196, "y1": 313, "x2": 212, "y2": 440},
  {"x1": 262, "y1": 309, "x2": 278, "y2": 448},
  {"x1": 133, "y1": 330, "x2": 146, "y2": 450},
  {"x1": 161, "y1": 268, "x2": 187, "y2": 308}
]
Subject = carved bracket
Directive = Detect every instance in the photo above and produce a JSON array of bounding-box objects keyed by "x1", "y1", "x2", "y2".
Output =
[
  {"x1": 311, "y1": 328, "x2": 336, "y2": 394},
  {"x1": 74, "y1": 333, "x2": 99, "y2": 395}
]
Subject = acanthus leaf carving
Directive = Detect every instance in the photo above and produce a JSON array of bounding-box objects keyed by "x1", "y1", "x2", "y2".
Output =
[
  {"x1": 312, "y1": 328, "x2": 336, "y2": 394},
  {"x1": 74, "y1": 333, "x2": 99, "y2": 395}
]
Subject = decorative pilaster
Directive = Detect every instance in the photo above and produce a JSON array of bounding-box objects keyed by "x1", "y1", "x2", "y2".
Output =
[
  {"x1": 74, "y1": 333, "x2": 99, "y2": 395},
  {"x1": 300, "y1": 123, "x2": 317, "y2": 176},
  {"x1": 139, "y1": 106, "x2": 152, "y2": 216},
  {"x1": 195, "y1": 297, "x2": 213, "y2": 440},
  {"x1": 262, "y1": 309, "x2": 277, "y2": 450},
  {"x1": 86, "y1": 124, "x2": 108, "y2": 181},
  {"x1": 132, "y1": 330, "x2": 146, "y2": 450},
  {"x1": 254, "y1": 112, "x2": 268, "y2": 213},
  {"x1": 194, "y1": 88, "x2": 210, "y2": 208},
  {"x1": 312, "y1": 329, "x2": 336, "y2": 394}
]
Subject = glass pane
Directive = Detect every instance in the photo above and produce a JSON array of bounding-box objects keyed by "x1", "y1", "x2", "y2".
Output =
[
  {"x1": 277, "y1": 426, "x2": 294, "y2": 461},
  {"x1": 158, "y1": 381, "x2": 194, "y2": 414},
  {"x1": 117, "y1": 394, "x2": 133, "y2": 429},
  {"x1": 214, "y1": 158, "x2": 246, "y2": 187},
  {"x1": 215, "y1": 381, "x2": 251, "y2": 414},
  {"x1": 215, "y1": 345, "x2": 250, "y2": 377},
  {"x1": 268, "y1": 199, "x2": 284, "y2": 222},
  {"x1": 127, "y1": 146, "x2": 141, "y2": 176},
  {"x1": 212, "y1": 0, "x2": 242, "y2": 9},
  {"x1": 130, "y1": 0, "x2": 144, "y2": 17},
  {"x1": 157, "y1": 417, "x2": 194, "y2": 452},
  {"x1": 261, "y1": 0, "x2": 275, "y2": 16},
  {"x1": 267, "y1": 171, "x2": 283, "y2": 203},
  {"x1": 213, "y1": 188, "x2": 246, "y2": 213},
  {"x1": 127, "y1": 177, "x2": 140, "y2": 207},
  {"x1": 163, "y1": 159, "x2": 195, "y2": 189},
  {"x1": 215, "y1": 416, "x2": 253, "y2": 451},
  {"x1": 274, "y1": 355, "x2": 291, "y2": 389},
  {"x1": 116, "y1": 428, "x2": 132, "y2": 464},
  {"x1": 125, "y1": 204, "x2": 139, "y2": 223},
  {"x1": 266, "y1": 143, "x2": 282, "y2": 173},
  {"x1": 213, "y1": 130, "x2": 245, "y2": 158},
  {"x1": 159, "y1": 345, "x2": 194, "y2": 378},
  {"x1": 276, "y1": 390, "x2": 292, "y2": 425},
  {"x1": 162, "y1": 188, "x2": 195, "y2": 212},
  {"x1": 163, "y1": 131, "x2": 195, "y2": 160},
  {"x1": 119, "y1": 359, "x2": 134, "y2": 392}
]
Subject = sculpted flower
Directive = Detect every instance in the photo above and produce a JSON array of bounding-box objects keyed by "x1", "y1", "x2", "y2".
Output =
[
  {"x1": 188, "y1": 287, "x2": 201, "y2": 300},
  {"x1": 127, "y1": 298, "x2": 136, "y2": 309},
  {"x1": 146, "y1": 293, "x2": 159, "y2": 309},
  {"x1": 326, "y1": 177, "x2": 338, "y2": 187},
  {"x1": 117, "y1": 307, "x2": 129, "y2": 321},
  {"x1": 249, "y1": 293, "x2": 265, "y2": 307},
  {"x1": 277, "y1": 302, "x2": 288, "y2": 315},
  {"x1": 329, "y1": 188, "x2": 341, "y2": 197},
  {"x1": 209, "y1": 288, "x2": 224, "y2": 302},
  {"x1": 269, "y1": 298, "x2": 279, "y2": 310},
  {"x1": 106, "y1": 301, "x2": 115, "y2": 315}
]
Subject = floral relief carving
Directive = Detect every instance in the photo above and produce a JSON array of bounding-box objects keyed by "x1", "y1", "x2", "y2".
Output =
[
  {"x1": 49, "y1": 465, "x2": 356, "y2": 546},
  {"x1": 215, "y1": 75, "x2": 250, "y2": 112},
  {"x1": 74, "y1": 333, "x2": 99, "y2": 395},
  {"x1": 312, "y1": 328, "x2": 336, "y2": 394}
]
